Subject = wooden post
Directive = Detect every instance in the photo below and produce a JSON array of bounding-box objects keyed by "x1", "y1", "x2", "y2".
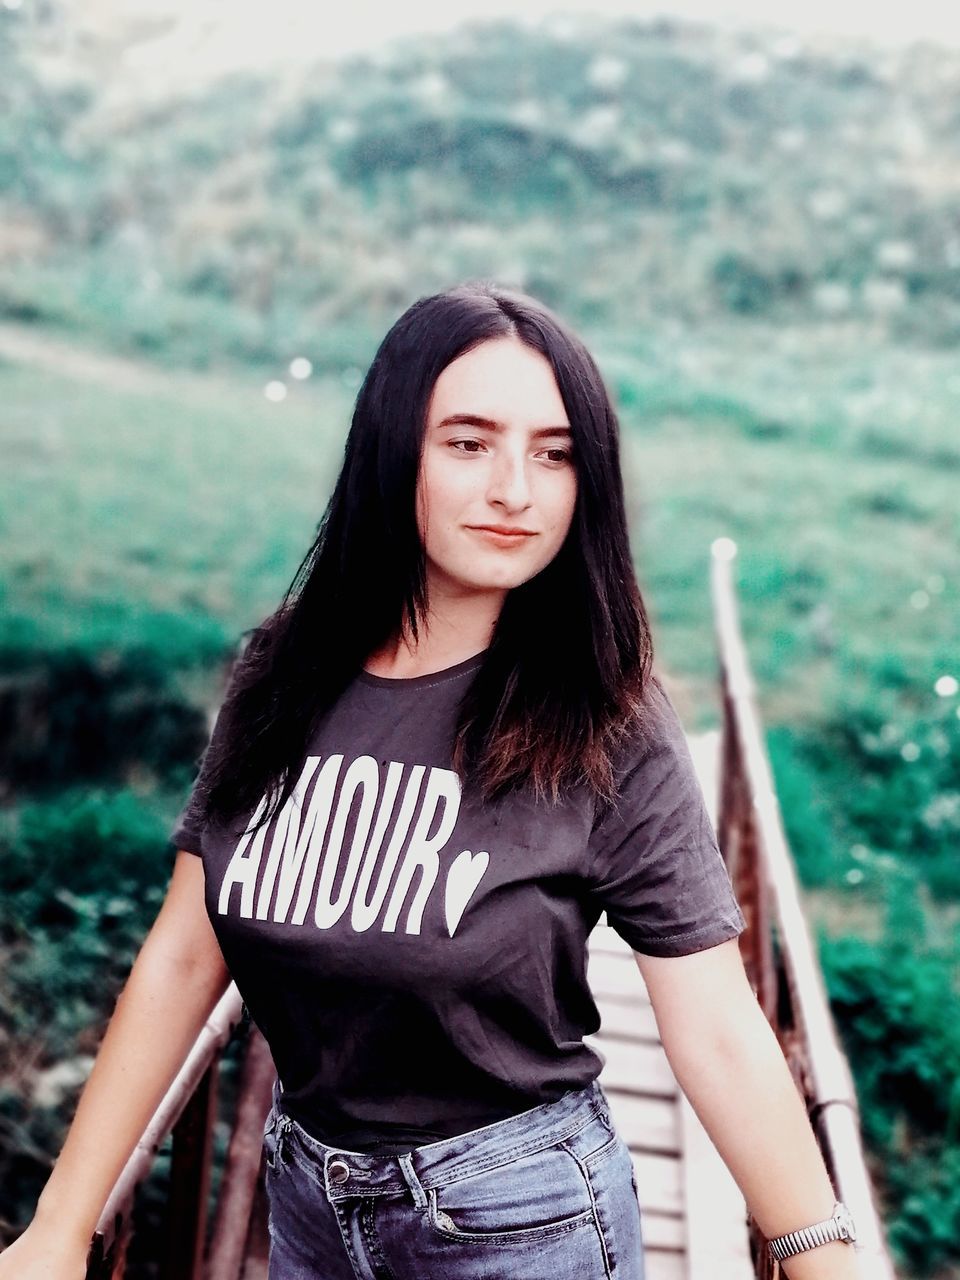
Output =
[
  {"x1": 204, "y1": 1027, "x2": 276, "y2": 1280},
  {"x1": 161, "y1": 1060, "x2": 218, "y2": 1280}
]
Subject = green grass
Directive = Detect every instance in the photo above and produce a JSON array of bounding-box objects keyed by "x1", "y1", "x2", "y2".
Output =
[
  {"x1": 0, "y1": 355, "x2": 352, "y2": 661},
  {"x1": 590, "y1": 320, "x2": 960, "y2": 720},
  {"x1": 3, "y1": 314, "x2": 957, "y2": 698}
]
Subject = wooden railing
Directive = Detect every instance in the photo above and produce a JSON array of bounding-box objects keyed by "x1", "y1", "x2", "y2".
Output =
[
  {"x1": 85, "y1": 989, "x2": 275, "y2": 1280},
  {"x1": 85, "y1": 985, "x2": 240, "y2": 1278},
  {"x1": 709, "y1": 536, "x2": 897, "y2": 1280}
]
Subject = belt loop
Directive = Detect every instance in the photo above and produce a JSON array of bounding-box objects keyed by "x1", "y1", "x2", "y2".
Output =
[{"x1": 397, "y1": 1153, "x2": 428, "y2": 1209}]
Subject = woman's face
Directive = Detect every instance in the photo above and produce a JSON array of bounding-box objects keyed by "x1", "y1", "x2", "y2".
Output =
[{"x1": 416, "y1": 336, "x2": 578, "y2": 604}]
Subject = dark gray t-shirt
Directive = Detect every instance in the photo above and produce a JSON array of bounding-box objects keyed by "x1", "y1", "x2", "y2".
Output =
[{"x1": 170, "y1": 649, "x2": 745, "y2": 1153}]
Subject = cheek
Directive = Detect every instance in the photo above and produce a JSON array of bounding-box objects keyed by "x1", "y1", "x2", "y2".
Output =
[
  {"x1": 543, "y1": 475, "x2": 578, "y2": 536},
  {"x1": 420, "y1": 452, "x2": 473, "y2": 520},
  {"x1": 416, "y1": 456, "x2": 461, "y2": 544}
]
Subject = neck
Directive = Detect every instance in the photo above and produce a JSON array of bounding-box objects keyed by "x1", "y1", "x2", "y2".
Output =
[{"x1": 366, "y1": 592, "x2": 503, "y2": 678}]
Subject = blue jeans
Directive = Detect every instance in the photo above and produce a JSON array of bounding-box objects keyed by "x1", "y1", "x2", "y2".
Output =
[{"x1": 262, "y1": 1077, "x2": 646, "y2": 1279}]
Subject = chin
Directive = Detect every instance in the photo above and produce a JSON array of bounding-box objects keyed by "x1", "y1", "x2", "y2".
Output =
[
  {"x1": 446, "y1": 571, "x2": 527, "y2": 594},
  {"x1": 429, "y1": 554, "x2": 545, "y2": 595},
  {"x1": 464, "y1": 577, "x2": 525, "y2": 593}
]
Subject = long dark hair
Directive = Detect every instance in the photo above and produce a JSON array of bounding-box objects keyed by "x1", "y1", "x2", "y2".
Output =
[{"x1": 193, "y1": 280, "x2": 656, "y2": 839}]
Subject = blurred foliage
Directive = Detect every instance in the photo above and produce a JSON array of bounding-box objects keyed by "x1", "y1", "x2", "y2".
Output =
[
  {"x1": 0, "y1": 643, "x2": 208, "y2": 791},
  {"x1": 770, "y1": 648, "x2": 960, "y2": 901},
  {"x1": 820, "y1": 660, "x2": 960, "y2": 900},
  {"x1": 0, "y1": 787, "x2": 166, "y2": 1233},
  {"x1": 0, "y1": 790, "x2": 173, "y2": 1040},
  {"x1": 820, "y1": 884, "x2": 960, "y2": 1276}
]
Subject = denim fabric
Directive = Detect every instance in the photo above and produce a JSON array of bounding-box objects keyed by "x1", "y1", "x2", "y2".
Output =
[{"x1": 261, "y1": 1077, "x2": 646, "y2": 1279}]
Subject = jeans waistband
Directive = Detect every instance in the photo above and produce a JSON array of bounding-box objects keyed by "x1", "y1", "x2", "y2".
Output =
[{"x1": 268, "y1": 1076, "x2": 612, "y2": 1206}]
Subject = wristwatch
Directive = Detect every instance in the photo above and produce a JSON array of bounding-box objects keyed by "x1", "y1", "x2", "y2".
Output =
[{"x1": 768, "y1": 1200, "x2": 858, "y2": 1260}]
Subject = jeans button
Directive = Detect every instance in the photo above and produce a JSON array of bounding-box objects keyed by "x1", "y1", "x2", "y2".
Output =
[{"x1": 329, "y1": 1158, "x2": 351, "y2": 1184}]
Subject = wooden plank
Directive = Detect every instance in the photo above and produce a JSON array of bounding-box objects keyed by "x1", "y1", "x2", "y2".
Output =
[
  {"x1": 589, "y1": 888, "x2": 689, "y2": 1275},
  {"x1": 632, "y1": 1151, "x2": 684, "y2": 1217},
  {"x1": 586, "y1": 950, "x2": 649, "y2": 1003},
  {"x1": 678, "y1": 1087, "x2": 752, "y2": 1280},
  {"x1": 640, "y1": 1211, "x2": 686, "y2": 1252},
  {"x1": 586, "y1": 1034, "x2": 677, "y2": 1098},
  {"x1": 605, "y1": 1091, "x2": 680, "y2": 1156},
  {"x1": 597, "y1": 999, "x2": 660, "y2": 1042},
  {"x1": 676, "y1": 732, "x2": 754, "y2": 1280},
  {"x1": 645, "y1": 1250, "x2": 687, "y2": 1280},
  {"x1": 589, "y1": 921, "x2": 635, "y2": 955},
  {"x1": 684, "y1": 728, "x2": 721, "y2": 825},
  {"x1": 588, "y1": 928, "x2": 641, "y2": 959}
]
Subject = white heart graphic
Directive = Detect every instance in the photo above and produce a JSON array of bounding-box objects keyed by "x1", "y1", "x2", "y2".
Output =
[{"x1": 444, "y1": 850, "x2": 489, "y2": 937}]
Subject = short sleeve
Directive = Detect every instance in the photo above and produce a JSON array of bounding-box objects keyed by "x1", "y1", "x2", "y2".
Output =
[
  {"x1": 586, "y1": 674, "x2": 746, "y2": 957},
  {"x1": 169, "y1": 630, "x2": 258, "y2": 858},
  {"x1": 169, "y1": 696, "x2": 231, "y2": 857},
  {"x1": 169, "y1": 734, "x2": 216, "y2": 856}
]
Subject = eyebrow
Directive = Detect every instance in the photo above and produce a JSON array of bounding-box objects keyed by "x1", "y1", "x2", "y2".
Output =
[{"x1": 435, "y1": 414, "x2": 572, "y2": 438}]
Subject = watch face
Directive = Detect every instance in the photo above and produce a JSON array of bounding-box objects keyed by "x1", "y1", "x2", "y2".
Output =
[{"x1": 836, "y1": 1203, "x2": 858, "y2": 1242}]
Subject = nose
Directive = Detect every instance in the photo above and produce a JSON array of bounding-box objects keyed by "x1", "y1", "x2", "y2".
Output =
[{"x1": 485, "y1": 446, "x2": 533, "y2": 512}]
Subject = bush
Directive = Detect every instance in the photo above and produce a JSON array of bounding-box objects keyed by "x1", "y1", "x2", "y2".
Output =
[
  {"x1": 0, "y1": 789, "x2": 175, "y2": 1043},
  {"x1": 767, "y1": 724, "x2": 841, "y2": 888},
  {"x1": 0, "y1": 644, "x2": 208, "y2": 790},
  {"x1": 820, "y1": 886, "x2": 960, "y2": 1276},
  {"x1": 815, "y1": 660, "x2": 960, "y2": 900},
  {"x1": 0, "y1": 784, "x2": 220, "y2": 1262},
  {"x1": 0, "y1": 787, "x2": 170, "y2": 923}
]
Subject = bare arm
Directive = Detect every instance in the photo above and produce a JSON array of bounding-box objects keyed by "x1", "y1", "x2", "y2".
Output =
[
  {"x1": 4, "y1": 852, "x2": 231, "y2": 1268},
  {"x1": 635, "y1": 938, "x2": 860, "y2": 1280}
]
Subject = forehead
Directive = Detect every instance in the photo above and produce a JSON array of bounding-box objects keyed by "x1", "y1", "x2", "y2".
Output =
[{"x1": 427, "y1": 337, "x2": 566, "y2": 420}]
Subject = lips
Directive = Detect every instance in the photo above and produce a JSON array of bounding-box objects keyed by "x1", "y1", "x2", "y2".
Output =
[{"x1": 468, "y1": 526, "x2": 536, "y2": 536}]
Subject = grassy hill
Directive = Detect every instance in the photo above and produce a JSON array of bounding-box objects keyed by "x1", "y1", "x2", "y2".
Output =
[{"x1": 3, "y1": 10, "x2": 960, "y2": 363}]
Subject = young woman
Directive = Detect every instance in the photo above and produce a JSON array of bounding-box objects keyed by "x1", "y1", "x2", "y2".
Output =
[{"x1": 4, "y1": 282, "x2": 859, "y2": 1280}]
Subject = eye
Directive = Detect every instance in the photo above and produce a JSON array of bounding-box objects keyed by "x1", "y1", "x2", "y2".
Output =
[
  {"x1": 449, "y1": 438, "x2": 486, "y2": 453},
  {"x1": 541, "y1": 447, "x2": 574, "y2": 464}
]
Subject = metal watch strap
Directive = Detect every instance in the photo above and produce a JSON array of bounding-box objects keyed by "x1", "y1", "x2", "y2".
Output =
[{"x1": 768, "y1": 1201, "x2": 857, "y2": 1260}]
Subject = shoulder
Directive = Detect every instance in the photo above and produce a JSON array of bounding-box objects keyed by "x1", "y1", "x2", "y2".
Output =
[
  {"x1": 592, "y1": 671, "x2": 697, "y2": 824},
  {"x1": 614, "y1": 669, "x2": 687, "y2": 769}
]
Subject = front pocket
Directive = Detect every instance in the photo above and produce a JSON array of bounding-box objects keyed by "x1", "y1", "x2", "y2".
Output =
[{"x1": 428, "y1": 1141, "x2": 596, "y2": 1244}]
